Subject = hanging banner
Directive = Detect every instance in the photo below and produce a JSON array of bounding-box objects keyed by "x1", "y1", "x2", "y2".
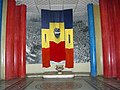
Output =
[{"x1": 41, "y1": 9, "x2": 74, "y2": 68}]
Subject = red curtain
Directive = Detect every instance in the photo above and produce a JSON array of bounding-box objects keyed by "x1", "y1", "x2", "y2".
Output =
[
  {"x1": 6, "y1": 0, "x2": 26, "y2": 80},
  {"x1": 14, "y1": 6, "x2": 21, "y2": 78},
  {"x1": 5, "y1": 0, "x2": 15, "y2": 80},
  {"x1": 100, "y1": 0, "x2": 120, "y2": 79},
  {"x1": 112, "y1": 0, "x2": 120, "y2": 80},
  {"x1": 107, "y1": 0, "x2": 117, "y2": 78},
  {"x1": 19, "y1": 5, "x2": 26, "y2": 78},
  {"x1": 99, "y1": 0, "x2": 112, "y2": 78}
]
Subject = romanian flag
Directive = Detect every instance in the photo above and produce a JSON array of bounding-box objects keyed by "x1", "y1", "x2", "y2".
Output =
[{"x1": 41, "y1": 9, "x2": 74, "y2": 68}]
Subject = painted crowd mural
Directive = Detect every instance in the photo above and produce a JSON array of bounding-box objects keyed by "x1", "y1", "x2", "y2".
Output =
[
  {"x1": 26, "y1": 15, "x2": 42, "y2": 64},
  {"x1": 74, "y1": 19, "x2": 90, "y2": 63},
  {"x1": 26, "y1": 13, "x2": 90, "y2": 64}
]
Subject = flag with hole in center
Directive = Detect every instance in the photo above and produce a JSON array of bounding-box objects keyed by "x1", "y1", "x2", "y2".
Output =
[{"x1": 41, "y1": 9, "x2": 74, "y2": 68}]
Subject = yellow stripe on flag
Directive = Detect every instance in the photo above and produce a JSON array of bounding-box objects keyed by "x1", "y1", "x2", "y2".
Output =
[
  {"x1": 49, "y1": 22, "x2": 65, "y2": 44},
  {"x1": 65, "y1": 29, "x2": 74, "y2": 49},
  {"x1": 42, "y1": 29, "x2": 50, "y2": 48}
]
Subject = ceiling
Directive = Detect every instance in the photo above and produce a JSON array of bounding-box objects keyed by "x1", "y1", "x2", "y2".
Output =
[{"x1": 16, "y1": 0, "x2": 99, "y2": 21}]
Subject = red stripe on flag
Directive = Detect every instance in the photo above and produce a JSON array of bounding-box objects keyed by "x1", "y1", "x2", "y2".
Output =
[
  {"x1": 50, "y1": 41, "x2": 65, "y2": 62},
  {"x1": 65, "y1": 49, "x2": 74, "y2": 68},
  {"x1": 42, "y1": 48, "x2": 50, "y2": 67}
]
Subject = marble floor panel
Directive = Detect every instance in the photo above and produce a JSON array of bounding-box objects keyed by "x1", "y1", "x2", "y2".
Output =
[
  {"x1": 0, "y1": 77, "x2": 120, "y2": 90},
  {"x1": 25, "y1": 78, "x2": 95, "y2": 90}
]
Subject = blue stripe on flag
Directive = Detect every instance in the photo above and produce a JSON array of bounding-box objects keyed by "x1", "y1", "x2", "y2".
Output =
[{"x1": 41, "y1": 9, "x2": 73, "y2": 29}]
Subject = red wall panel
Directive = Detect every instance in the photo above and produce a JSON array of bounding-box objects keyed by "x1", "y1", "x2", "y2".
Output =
[
  {"x1": 100, "y1": 0, "x2": 120, "y2": 79},
  {"x1": 14, "y1": 6, "x2": 21, "y2": 78},
  {"x1": 5, "y1": 1, "x2": 27, "y2": 79},
  {"x1": 19, "y1": 5, "x2": 26, "y2": 78},
  {"x1": 99, "y1": 0, "x2": 112, "y2": 78},
  {"x1": 107, "y1": 0, "x2": 117, "y2": 77},
  {"x1": 112, "y1": 0, "x2": 120, "y2": 80},
  {"x1": 5, "y1": 0, "x2": 15, "y2": 80}
]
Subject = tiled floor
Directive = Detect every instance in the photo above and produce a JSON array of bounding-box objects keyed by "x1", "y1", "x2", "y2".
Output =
[{"x1": 0, "y1": 77, "x2": 120, "y2": 90}]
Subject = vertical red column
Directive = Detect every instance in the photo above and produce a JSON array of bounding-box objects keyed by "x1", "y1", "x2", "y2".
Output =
[
  {"x1": 113, "y1": 0, "x2": 120, "y2": 80},
  {"x1": 19, "y1": 5, "x2": 26, "y2": 78},
  {"x1": 99, "y1": 0, "x2": 112, "y2": 78},
  {"x1": 5, "y1": 0, "x2": 15, "y2": 80},
  {"x1": 14, "y1": 6, "x2": 21, "y2": 78},
  {"x1": 107, "y1": 0, "x2": 117, "y2": 77}
]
